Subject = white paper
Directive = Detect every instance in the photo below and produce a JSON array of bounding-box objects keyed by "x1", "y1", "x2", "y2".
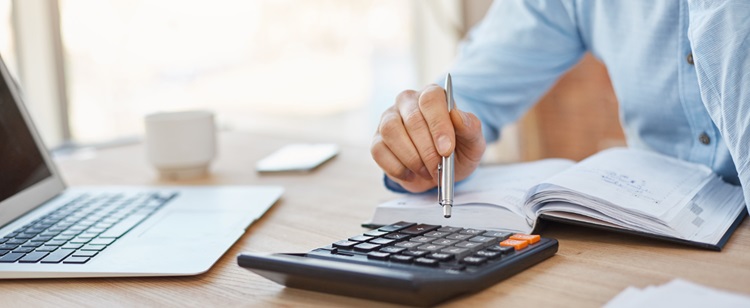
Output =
[{"x1": 605, "y1": 279, "x2": 750, "y2": 308}]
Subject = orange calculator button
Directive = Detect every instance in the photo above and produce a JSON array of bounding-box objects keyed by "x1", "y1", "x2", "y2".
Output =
[
  {"x1": 499, "y1": 239, "x2": 528, "y2": 250},
  {"x1": 510, "y1": 234, "x2": 540, "y2": 244}
]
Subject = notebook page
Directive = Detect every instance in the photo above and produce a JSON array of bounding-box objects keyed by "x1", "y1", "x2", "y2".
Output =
[
  {"x1": 453, "y1": 159, "x2": 573, "y2": 216},
  {"x1": 371, "y1": 159, "x2": 573, "y2": 229},
  {"x1": 538, "y1": 148, "x2": 712, "y2": 218}
]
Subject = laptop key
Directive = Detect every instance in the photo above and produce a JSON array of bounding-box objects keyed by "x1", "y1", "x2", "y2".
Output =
[
  {"x1": 43, "y1": 240, "x2": 67, "y2": 247},
  {"x1": 15, "y1": 233, "x2": 37, "y2": 240},
  {"x1": 80, "y1": 244, "x2": 107, "y2": 251},
  {"x1": 61, "y1": 243, "x2": 83, "y2": 250},
  {"x1": 12, "y1": 247, "x2": 34, "y2": 253},
  {"x1": 21, "y1": 242, "x2": 43, "y2": 248},
  {"x1": 0, "y1": 244, "x2": 19, "y2": 250},
  {"x1": 19, "y1": 252, "x2": 50, "y2": 263},
  {"x1": 40, "y1": 249, "x2": 75, "y2": 263},
  {"x1": 35, "y1": 246, "x2": 58, "y2": 252},
  {"x1": 72, "y1": 250, "x2": 98, "y2": 258},
  {"x1": 6, "y1": 239, "x2": 26, "y2": 245},
  {"x1": 69, "y1": 237, "x2": 91, "y2": 244},
  {"x1": 98, "y1": 213, "x2": 150, "y2": 238},
  {"x1": 0, "y1": 252, "x2": 25, "y2": 262},
  {"x1": 62, "y1": 256, "x2": 90, "y2": 264}
]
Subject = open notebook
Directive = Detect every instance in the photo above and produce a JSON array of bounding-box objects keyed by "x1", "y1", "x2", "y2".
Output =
[{"x1": 366, "y1": 148, "x2": 747, "y2": 250}]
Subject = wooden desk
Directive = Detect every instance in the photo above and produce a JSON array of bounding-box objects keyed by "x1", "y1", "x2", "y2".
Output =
[{"x1": 2, "y1": 131, "x2": 748, "y2": 307}]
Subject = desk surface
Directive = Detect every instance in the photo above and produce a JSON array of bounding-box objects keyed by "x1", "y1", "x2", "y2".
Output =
[{"x1": 2, "y1": 131, "x2": 748, "y2": 307}]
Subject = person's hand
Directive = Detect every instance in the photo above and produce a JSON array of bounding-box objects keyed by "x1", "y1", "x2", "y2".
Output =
[{"x1": 371, "y1": 85, "x2": 486, "y2": 193}]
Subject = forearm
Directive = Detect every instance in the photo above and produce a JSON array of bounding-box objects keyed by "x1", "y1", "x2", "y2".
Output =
[{"x1": 688, "y1": 0, "x2": 750, "y2": 206}]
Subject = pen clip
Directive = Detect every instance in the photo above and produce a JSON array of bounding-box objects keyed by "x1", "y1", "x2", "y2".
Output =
[{"x1": 437, "y1": 162, "x2": 443, "y2": 206}]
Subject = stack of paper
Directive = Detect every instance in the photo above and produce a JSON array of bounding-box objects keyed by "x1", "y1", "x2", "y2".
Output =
[{"x1": 605, "y1": 279, "x2": 750, "y2": 308}]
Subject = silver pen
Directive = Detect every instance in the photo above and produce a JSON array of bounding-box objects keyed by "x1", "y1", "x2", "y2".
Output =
[{"x1": 438, "y1": 74, "x2": 455, "y2": 218}]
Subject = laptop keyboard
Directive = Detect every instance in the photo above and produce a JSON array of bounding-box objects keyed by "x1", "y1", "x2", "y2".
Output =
[{"x1": 0, "y1": 192, "x2": 176, "y2": 264}]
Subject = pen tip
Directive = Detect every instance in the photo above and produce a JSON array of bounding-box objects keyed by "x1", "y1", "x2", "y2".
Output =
[{"x1": 444, "y1": 214, "x2": 451, "y2": 218}]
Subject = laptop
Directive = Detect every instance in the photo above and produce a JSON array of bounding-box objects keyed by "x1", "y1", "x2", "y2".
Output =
[{"x1": 0, "y1": 55, "x2": 283, "y2": 279}]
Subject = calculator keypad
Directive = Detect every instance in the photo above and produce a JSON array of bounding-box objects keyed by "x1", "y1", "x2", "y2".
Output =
[{"x1": 327, "y1": 221, "x2": 542, "y2": 273}]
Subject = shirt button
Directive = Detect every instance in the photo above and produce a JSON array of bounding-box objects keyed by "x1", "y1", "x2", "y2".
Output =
[
  {"x1": 687, "y1": 52, "x2": 694, "y2": 65},
  {"x1": 698, "y1": 132, "x2": 710, "y2": 145}
]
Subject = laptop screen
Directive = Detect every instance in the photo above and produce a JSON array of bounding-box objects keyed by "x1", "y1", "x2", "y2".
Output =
[{"x1": 0, "y1": 72, "x2": 53, "y2": 203}]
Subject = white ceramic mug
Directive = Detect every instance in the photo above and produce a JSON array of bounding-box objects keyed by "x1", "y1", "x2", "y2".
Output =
[{"x1": 144, "y1": 110, "x2": 216, "y2": 180}]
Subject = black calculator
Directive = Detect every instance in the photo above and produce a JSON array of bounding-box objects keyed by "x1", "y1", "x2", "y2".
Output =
[{"x1": 237, "y1": 221, "x2": 558, "y2": 306}]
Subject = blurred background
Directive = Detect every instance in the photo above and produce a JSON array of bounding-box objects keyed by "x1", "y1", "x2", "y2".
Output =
[{"x1": 0, "y1": 0, "x2": 623, "y2": 163}]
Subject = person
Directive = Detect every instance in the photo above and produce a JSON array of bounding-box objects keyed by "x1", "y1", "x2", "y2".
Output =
[{"x1": 370, "y1": 0, "x2": 750, "y2": 209}]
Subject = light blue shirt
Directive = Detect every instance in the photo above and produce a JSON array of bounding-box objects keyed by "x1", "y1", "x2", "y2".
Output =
[{"x1": 428, "y1": 0, "x2": 749, "y2": 208}]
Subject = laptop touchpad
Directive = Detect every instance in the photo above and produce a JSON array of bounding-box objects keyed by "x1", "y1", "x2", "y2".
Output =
[{"x1": 138, "y1": 210, "x2": 247, "y2": 239}]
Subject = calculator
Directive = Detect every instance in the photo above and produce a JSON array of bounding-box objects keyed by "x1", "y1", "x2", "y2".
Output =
[{"x1": 237, "y1": 221, "x2": 558, "y2": 306}]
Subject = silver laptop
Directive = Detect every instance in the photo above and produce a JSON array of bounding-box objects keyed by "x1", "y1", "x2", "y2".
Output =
[{"x1": 0, "y1": 55, "x2": 283, "y2": 279}]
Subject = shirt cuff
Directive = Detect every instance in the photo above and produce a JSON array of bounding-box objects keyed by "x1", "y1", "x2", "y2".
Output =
[
  {"x1": 383, "y1": 174, "x2": 470, "y2": 194},
  {"x1": 384, "y1": 175, "x2": 410, "y2": 193}
]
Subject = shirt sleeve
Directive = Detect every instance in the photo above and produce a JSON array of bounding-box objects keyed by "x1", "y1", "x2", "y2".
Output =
[
  {"x1": 447, "y1": 0, "x2": 585, "y2": 142},
  {"x1": 687, "y1": 0, "x2": 750, "y2": 209}
]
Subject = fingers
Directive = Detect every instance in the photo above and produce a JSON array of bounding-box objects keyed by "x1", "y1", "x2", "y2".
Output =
[
  {"x1": 370, "y1": 134, "x2": 415, "y2": 181},
  {"x1": 418, "y1": 85, "x2": 455, "y2": 157},
  {"x1": 451, "y1": 109, "x2": 483, "y2": 145},
  {"x1": 371, "y1": 85, "x2": 481, "y2": 192},
  {"x1": 397, "y1": 91, "x2": 441, "y2": 180},
  {"x1": 373, "y1": 102, "x2": 431, "y2": 181},
  {"x1": 450, "y1": 109, "x2": 486, "y2": 167}
]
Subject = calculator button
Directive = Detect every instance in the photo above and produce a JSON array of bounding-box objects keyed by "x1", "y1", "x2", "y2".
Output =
[
  {"x1": 364, "y1": 230, "x2": 388, "y2": 237},
  {"x1": 379, "y1": 246, "x2": 406, "y2": 254},
  {"x1": 431, "y1": 238, "x2": 458, "y2": 246},
  {"x1": 416, "y1": 244, "x2": 445, "y2": 252},
  {"x1": 390, "y1": 255, "x2": 414, "y2": 263},
  {"x1": 445, "y1": 233, "x2": 472, "y2": 241},
  {"x1": 461, "y1": 256, "x2": 487, "y2": 266},
  {"x1": 483, "y1": 231, "x2": 511, "y2": 240},
  {"x1": 437, "y1": 226, "x2": 462, "y2": 233},
  {"x1": 475, "y1": 250, "x2": 501, "y2": 260},
  {"x1": 332, "y1": 240, "x2": 358, "y2": 249},
  {"x1": 487, "y1": 245, "x2": 514, "y2": 254},
  {"x1": 459, "y1": 229, "x2": 484, "y2": 235},
  {"x1": 402, "y1": 250, "x2": 429, "y2": 257},
  {"x1": 454, "y1": 241, "x2": 483, "y2": 249},
  {"x1": 409, "y1": 236, "x2": 434, "y2": 244},
  {"x1": 367, "y1": 251, "x2": 391, "y2": 261},
  {"x1": 395, "y1": 241, "x2": 421, "y2": 250},
  {"x1": 440, "y1": 247, "x2": 472, "y2": 259},
  {"x1": 378, "y1": 222, "x2": 416, "y2": 232},
  {"x1": 510, "y1": 234, "x2": 540, "y2": 244},
  {"x1": 445, "y1": 264, "x2": 466, "y2": 273},
  {"x1": 384, "y1": 233, "x2": 411, "y2": 241},
  {"x1": 500, "y1": 239, "x2": 528, "y2": 250},
  {"x1": 427, "y1": 253, "x2": 454, "y2": 262},
  {"x1": 468, "y1": 236, "x2": 497, "y2": 245},
  {"x1": 423, "y1": 231, "x2": 450, "y2": 238},
  {"x1": 348, "y1": 235, "x2": 373, "y2": 242},
  {"x1": 400, "y1": 224, "x2": 441, "y2": 235},
  {"x1": 369, "y1": 238, "x2": 395, "y2": 245},
  {"x1": 414, "y1": 257, "x2": 439, "y2": 267},
  {"x1": 353, "y1": 243, "x2": 381, "y2": 252}
]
